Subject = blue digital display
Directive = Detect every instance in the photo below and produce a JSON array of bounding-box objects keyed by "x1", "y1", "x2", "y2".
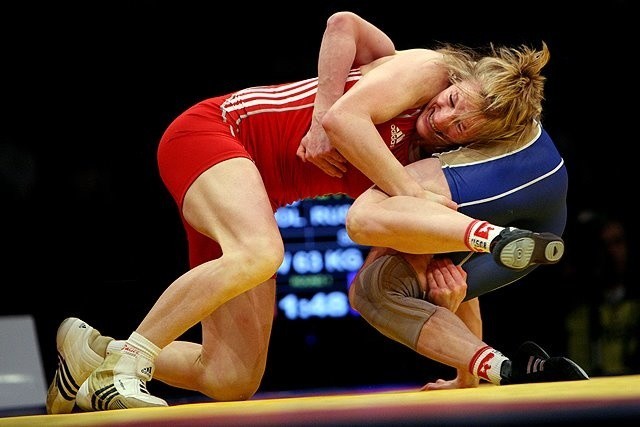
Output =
[{"x1": 275, "y1": 195, "x2": 369, "y2": 320}]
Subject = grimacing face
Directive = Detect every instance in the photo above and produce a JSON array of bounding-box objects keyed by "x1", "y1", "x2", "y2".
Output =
[{"x1": 416, "y1": 81, "x2": 483, "y2": 149}]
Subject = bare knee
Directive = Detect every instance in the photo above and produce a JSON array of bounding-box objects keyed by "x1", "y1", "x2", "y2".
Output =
[
  {"x1": 233, "y1": 234, "x2": 284, "y2": 285},
  {"x1": 345, "y1": 206, "x2": 376, "y2": 246},
  {"x1": 200, "y1": 370, "x2": 264, "y2": 402}
]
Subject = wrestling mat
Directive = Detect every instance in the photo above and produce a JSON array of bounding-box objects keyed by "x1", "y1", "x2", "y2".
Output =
[{"x1": 2, "y1": 375, "x2": 639, "y2": 426}]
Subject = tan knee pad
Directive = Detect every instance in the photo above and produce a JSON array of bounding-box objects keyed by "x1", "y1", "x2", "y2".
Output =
[{"x1": 351, "y1": 254, "x2": 437, "y2": 350}]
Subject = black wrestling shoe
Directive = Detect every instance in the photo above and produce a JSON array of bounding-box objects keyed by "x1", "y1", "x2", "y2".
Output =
[
  {"x1": 501, "y1": 341, "x2": 589, "y2": 385},
  {"x1": 490, "y1": 227, "x2": 565, "y2": 270}
]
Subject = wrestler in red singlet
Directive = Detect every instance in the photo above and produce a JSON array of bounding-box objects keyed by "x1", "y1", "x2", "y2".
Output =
[{"x1": 157, "y1": 69, "x2": 417, "y2": 266}]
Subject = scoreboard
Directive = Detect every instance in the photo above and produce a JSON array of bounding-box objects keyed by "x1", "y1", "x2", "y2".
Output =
[{"x1": 274, "y1": 195, "x2": 369, "y2": 320}]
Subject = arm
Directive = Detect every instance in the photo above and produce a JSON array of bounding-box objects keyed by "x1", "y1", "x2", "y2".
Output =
[
  {"x1": 322, "y1": 50, "x2": 451, "y2": 201},
  {"x1": 297, "y1": 11, "x2": 396, "y2": 177}
]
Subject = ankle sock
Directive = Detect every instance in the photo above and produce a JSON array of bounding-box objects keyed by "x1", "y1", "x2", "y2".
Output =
[
  {"x1": 106, "y1": 339, "x2": 125, "y2": 354},
  {"x1": 465, "y1": 220, "x2": 505, "y2": 252},
  {"x1": 469, "y1": 345, "x2": 510, "y2": 385},
  {"x1": 125, "y1": 331, "x2": 161, "y2": 361}
]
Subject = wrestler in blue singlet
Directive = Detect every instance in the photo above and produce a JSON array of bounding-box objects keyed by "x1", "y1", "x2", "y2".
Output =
[{"x1": 436, "y1": 122, "x2": 567, "y2": 298}]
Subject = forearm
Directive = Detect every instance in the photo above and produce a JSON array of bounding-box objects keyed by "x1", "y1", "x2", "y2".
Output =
[
  {"x1": 323, "y1": 52, "x2": 449, "y2": 199},
  {"x1": 314, "y1": 12, "x2": 396, "y2": 126},
  {"x1": 328, "y1": 113, "x2": 426, "y2": 197},
  {"x1": 313, "y1": 17, "x2": 358, "y2": 123}
]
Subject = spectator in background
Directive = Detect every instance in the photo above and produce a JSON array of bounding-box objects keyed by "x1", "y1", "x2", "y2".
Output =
[{"x1": 565, "y1": 212, "x2": 639, "y2": 375}]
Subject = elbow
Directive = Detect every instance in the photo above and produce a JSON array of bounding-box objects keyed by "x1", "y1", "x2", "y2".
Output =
[
  {"x1": 325, "y1": 11, "x2": 359, "y2": 35},
  {"x1": 320, "y1": 107, "x2": 339, "y2": 134},
  {"x1": 320, "y1": 107, "x2": 344, "y2": 148}
]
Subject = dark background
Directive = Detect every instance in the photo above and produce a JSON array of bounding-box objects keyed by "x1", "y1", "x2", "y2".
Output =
[{"x1": 1, "y1": 0, "x2": 635, "y2": 402}]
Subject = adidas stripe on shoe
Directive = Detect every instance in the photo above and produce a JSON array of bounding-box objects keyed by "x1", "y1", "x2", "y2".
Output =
[
  {"x1": 501, "y1": 341, "x2": 589, "y2": 385},
  {"x1": 46, "y1": 318, "x2": 105, "y2": 414},
  {"x1": 76, "y1": 345, "x2": 167, "y2": 411}
]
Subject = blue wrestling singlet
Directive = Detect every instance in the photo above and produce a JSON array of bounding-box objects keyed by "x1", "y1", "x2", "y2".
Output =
[{"x1": 436, "y1": 123, "x2": 568, "y2": 298}]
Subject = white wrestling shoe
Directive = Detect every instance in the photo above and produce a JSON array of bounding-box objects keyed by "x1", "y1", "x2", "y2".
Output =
[
  {"x1": 46, "y1": 318, "x2": 106, "y2": 414},
  {"x1": 76, "y1": 342, "x2": 168, "y2": 411}
]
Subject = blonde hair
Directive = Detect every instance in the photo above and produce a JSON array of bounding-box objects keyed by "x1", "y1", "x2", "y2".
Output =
[{"x1": 437, "y1": 42, "x2": 550, "y2": 144}]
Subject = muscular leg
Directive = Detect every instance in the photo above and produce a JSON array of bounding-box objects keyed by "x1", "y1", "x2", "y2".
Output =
[
  {"x1": 415, "y1": 306, "x2": 484, "y2": 370},
  {"x1": 350, "y1": 252, "x2": 488, "y2": 389},
  {"x1": 348, "y1": 190, "x2": 472, "y2": 253},
  {"x1": 135, "y1": 158, "x2": 284, "y2": 351},
  {"x1": 74, "y1": 158, "x2": 285, "y2": 410},
  {"x1": 154, "y1": 279, "x2": 276, "y2": 401}
]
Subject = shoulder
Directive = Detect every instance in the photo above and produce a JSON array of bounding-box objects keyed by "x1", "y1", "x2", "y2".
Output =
[
  {"x1": 361, "y1": 49, "x2": 444, "y2": 73},
  {"x1": 389, "y1": 49, "x2": 445, "y2": 67},
  {"x1": 395, "y1": 48, "x2": 442, "y2": 58}
]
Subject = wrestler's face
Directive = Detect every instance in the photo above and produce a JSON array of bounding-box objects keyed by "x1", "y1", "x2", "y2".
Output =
[{"x1": 416, "y1": 81, "x2": 484, "y2": 150}]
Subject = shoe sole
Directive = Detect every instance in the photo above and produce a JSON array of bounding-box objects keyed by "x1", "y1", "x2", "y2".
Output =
[
  {"x1": 77, "y1": 375, "x2": 168, "y2": 411},
  {"x1": 46, "y1": 318, "x2": 103, "y2": 414},
  {"x1": 76, "y1": 351, "x2": 169, "y2": 411},
  {"x1": 497, "y1": 232, "x2": 564, "y2": 270}
]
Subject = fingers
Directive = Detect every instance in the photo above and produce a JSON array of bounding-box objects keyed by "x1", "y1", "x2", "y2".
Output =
[
  {"x1": 329, "y1": 155, "x2": 348, "y2": 173},
  {"x1": 320, "y1": 158, "x2": 347, "y2": 175},
  {"x1": 431, "y1": 193, "x2": 458, "y2": 210},
  {"x1": 296, "y1": 144, "x2": 307, "y2": 162},
  {"x1": 431, "y1": 258, "x2": 452, "y2": 287},
  {"x1": 309, "y1": 159, "x2": 344, "y2": 178},
  {"x1": 298, "y1": 146, "x2": 347, "y2": 177},
  {"x1": 421, "y1": 379, "x2": 455, "y2": 391},
  {"x1": 427, "y1": 259, "x2": 455, "y2": 291},
  {"x1": 322, "y1": 162, "x2": 345, "y2": 178},
  {"x1": 421, "y1": 375, "x2": 478, "y2": 391},
  {"x1": 426, "y1": 258, "x2": 467, "y2": 312},
  {"x1": 314, "y1": 150, "x2": 347, "y2": 173},
  {"x1": 433, "y1": 258, "x2": 467, "y2": 286},
  {"x1": 419, "y1": 190, "x2": 458, "y2": 211}
]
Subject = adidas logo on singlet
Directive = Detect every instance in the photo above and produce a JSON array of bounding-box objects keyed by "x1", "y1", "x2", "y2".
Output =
[{"x1": 390, "y1": 124, "x2": 405, "y2": 147}]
